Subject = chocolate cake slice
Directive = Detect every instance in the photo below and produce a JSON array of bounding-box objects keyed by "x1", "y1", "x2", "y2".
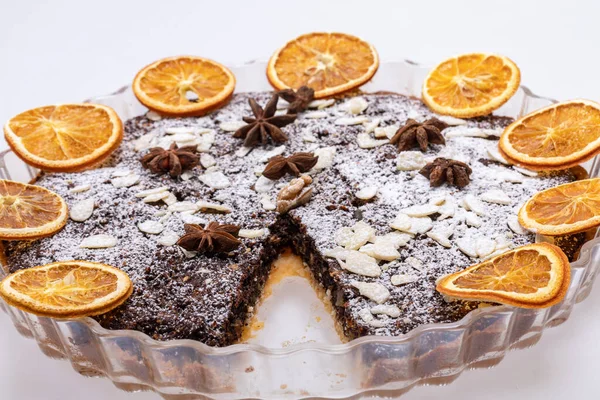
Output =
[{"x1": 2, "y1": 92, "x2": 577, "y2": 346}]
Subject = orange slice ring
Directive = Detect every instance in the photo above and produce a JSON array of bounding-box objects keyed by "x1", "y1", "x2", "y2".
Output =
[
  {"x1": 133, "y1": 56, "x2": 236, "y2": 116},
  {"x1": 4, "y1": 103, "x2": 123, "y2": 172},
  {"x1": 422, "y1": 53, "x2": 521, "y2": 118},
  {"x1": 267, "y1": 32, "x2": 379, "y2": 99},
  {"x1": 437, "y1": 243, "x2": 569, "y2": 308}
]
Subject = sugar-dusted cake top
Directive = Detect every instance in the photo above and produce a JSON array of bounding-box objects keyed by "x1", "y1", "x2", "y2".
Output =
[{"x1": 3, "y1": 91, "x2": 576, "y2": 343}]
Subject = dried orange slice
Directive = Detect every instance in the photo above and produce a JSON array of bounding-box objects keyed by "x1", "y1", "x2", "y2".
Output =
[
  {"x1": 133, "y1": 56, "x2": 236, "y2": 116},
  {"x1": 0, "y1": 261, "x2": 132, "y2": 319},
  {"x1": 422, "y1": 53, "x2": 521, "y2": 118},
  {"x1": 4, "y1": 103, "x2": 123, "y2": 172},
  {"x1": 518, "y1": 178, "x2": 600, "y2": 235},
  {"x1": 0, "y1": 180, "x2": 68, "y2": 240},
  {"x1": 437, "y1": 243, "x2": 570, "y2": 308},
  {"x1": 499, "y1": 100, "x2": 600, "y2": 170},
  {"x1": 267, "y1": 32, "x2": 379, "y2": 99}
]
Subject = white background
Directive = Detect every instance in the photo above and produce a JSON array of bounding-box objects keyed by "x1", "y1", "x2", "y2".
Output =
[{"x1": 1, "y1": 0, "x2": 600, "y2": 399}]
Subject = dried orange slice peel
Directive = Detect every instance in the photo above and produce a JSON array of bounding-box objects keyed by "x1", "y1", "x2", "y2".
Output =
[
  {"x1": 422, "y1": 53, "x2": 521, "y2": 118},
  {"x1": 437, "y1": 243, "x2": 570, "y2": 308},
  {"x1": 0, "y1": 261, "x2": 132, "y2": 319},
  {"x1": 267, "y1": 32, "x2": 379, "y2": 99},
  {"x1": 499, "y1": 99, "x2": 600, "y2": 170},
  {"x1": 0, "y1": 180, "x2": 68, "y2": 240},
  {"x1": 133, "y1": 56, "x2": 236, "y2": 116},
  {"x1": 4, "y1": 103, "x2": 123, "y2": 172},
  {"x1": 519, "y1": 178, "x2": 600, "y2": 235}
]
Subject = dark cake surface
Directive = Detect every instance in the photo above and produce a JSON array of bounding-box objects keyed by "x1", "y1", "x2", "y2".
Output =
[{"x1": 2, "y1": 92, "x2": 576, "y2": 345}]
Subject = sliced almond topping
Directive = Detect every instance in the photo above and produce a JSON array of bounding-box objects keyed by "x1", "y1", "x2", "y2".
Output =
[
  {"x1": 236, "y1": 146, "x2": 253, "y2": 157},
  {"x1": 465, "y1": 212, "x2": 482, "y2": 227},
  {"x1": 260, "y1": 194, "x2": 277, "y2": 211},
  {"x1": 323, "y1": 246, "x2": 354, "y2": 260},
  {"x1": 401, "y1": 204, "x2": 439, "y2": 217},
  {"x1": 357, "y1": 308, "x2": 388, "y2": 327},
  {"x1": 487, "y1": 146, "x2": 510, "y2": 164},
  {"x1": 374, "y1": 125, "x2": 399, "y2": 139},
  {"x1": 308, "y1": 99, "x2": 335, "y2": 109},
  {"x1": 143, "y1": 191, "x2": 171, "y2": 203},
  {"x1": 335, "y1": 221, "x2": 376, "y2": 250},
  {"x1": 254, "y1": 175, "x2": 276, "y2": 193},
  {"x1": 475, "y1": 238, "x2": 496, "y2": 257},
  {"x1": 138, "y1": 220, "x2": 164, "y2": 235},
  {"x1": 157, "y1": 230, "x2": 179, "y2": 246},
  {"x1": 390, "y1": 213, "x2": 412, "y2": 231},
  {"x1": 427, "y1": 227, "x2": 453, "y2": 248},
  {"x1": 200, "y1": 153, "x2": 216, "y2": 168},
  {"x1": 456, "y1": 237, "x2": 478, "y2": 258},
  {"x1": 165, "y1": 126, "x2": 207, "y2": 135},
  {"x1": 481, "y1": 189, "x2": 512, "y2": 205},
  {"x1": 304, "y1": 111, "x2": 328, "y2": 119},
  {"x1": 343, "y1": 97, "x2": 369, "y2": 115},
  {"x1": 406, "y1": 256, "x2": 425, "y2": 271},
  {"x1": 436, "y1": 115, "x2": 467, "y2": 126},
  {"x1": 350, "y1": 281, "x2": 390, "y2": 304},
  {"x1": 68, "y1": 184, "x2": 91, "y2": 194},
  {"x1": 197, "y1": 201, "x2": 232, "y2": 213},
  {"x1": 445, "y1": 127, "x2": 503, "y2": 138},
  {"x1": 355, "y1": 185, "x2": 378, "y2": 201},
  {"x1": 463, "y1": 194, "x2": 486, "y2": 216},
  {"x1": 111, "y1": 169, "x2": 132, "y2": 177},
  {"x1": 134, "y1": 133, "x2": 157, "y2": 152},
  {"x1": 499, "y1": 170, "x2": 524, "y2": 183},
  {"x1": 146, "y1": 110, "x2": 162, "y2": 121},
  {"x1": 337, "y1": 251, "x2": 381, "y2": 277},
  {"x1": 178, "y1": 213, "x2": 206, "y2": 225},
  {"x1": 239, "y1": 229, "x2": 267, "y2": 239},
  {"x1": 359, "y1": 243, "x2": 400, "y2": 261},
  {"x1": 111, "y1": 174, "x2": 140, "y2": 188},
  {"x1": 335, "y1": 116, "x2": 369, "y2": 126},
  {"x1": 135, "y1": 186, "x2": 169, "y2": 198},
  {"x1": 312, "y1": 147, "x2": 336, "y2": 170},
  {"x1": 508, "y1": 216, "x2": 528, "y2": 234},
  {"x1": 373, "y1": 232, "x2": 412, "y2": 248},
  {"x1": 70, "y1": 198, "x2": 95, "y2": 222},
  {"x1": 158, "y1": 211, "x2": 172, "y2": 224},
  {"x1": 168, "y1": 201, "x2": 200, "y2": 213},
  {"x1": 79, "y1": 234, "x2": 117, "y2": 249},
  {"x1": 437, "y1": 198, "x2": 456, "y2": 220},
  {"x1": 391, "y1": 274, "x2": 419, "y2": 286},
  {"x1": 219, "y1": 121, "x2": 246, "y2": 132},
  {"x1": 258, "y1": 145, "x2": 286, "y2": 163},
  {"x1": 364, "y1": 118, "x2": 381, "y2": 133},
  {"x1": 371, "y1": 304, "x2": 401, "y2": 318},
  {"x1": 513, "y1": 166, "x2": 538, "y2": 177},
  {"x1": 396, "y1": 151, "x2": 427, "y2": 171},
  {"x1": 162, "y1": 193, "x2": 178, "y2": 206},
  {"x1": 357, "y1": 133, "x2": 388, "y2": 149},
  {"x1": 199, "y1": 170, "x2": 230, "y2": 189},
  {"x1": 302, "y1": 133, "x2": 319, "y2": 142}
]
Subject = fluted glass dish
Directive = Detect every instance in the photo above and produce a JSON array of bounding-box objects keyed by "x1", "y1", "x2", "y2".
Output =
[{"x1": 1, "y1": 61, "x2": 600, "y2": 399}]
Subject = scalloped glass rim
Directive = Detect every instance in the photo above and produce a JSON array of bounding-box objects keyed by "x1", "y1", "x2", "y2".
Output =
[{"x1": 1, "y1": 60, "x2": 599, "y2": 398}]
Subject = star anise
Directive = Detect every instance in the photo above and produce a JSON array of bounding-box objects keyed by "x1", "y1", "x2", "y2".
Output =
[
  {"x1": 277, "y1": 86, "x2": 315, "y2": 114},
  {"x1": 140, "y1": 143, "x2": 199, "y2": 178},
  {"x1": 233, "y1": 94, "x2": 297, "y2": 147},
  {"x1": 176, "y1": 222, "x2": 241, "y2": 254},
  {"x1": 419, "y1": 158, "x2": 472, "y2": 188},
  {"x1": 262, "y1": 152, "x2": 319, "y2": 180},
  {"x1": 389, "y1": 118, "x2": 448, "y2": 152}
]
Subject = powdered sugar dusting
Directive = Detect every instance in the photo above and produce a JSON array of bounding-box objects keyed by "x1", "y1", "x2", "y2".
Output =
[{"x1": 3, "y1": 92, "x2": 576, "y2": 343}]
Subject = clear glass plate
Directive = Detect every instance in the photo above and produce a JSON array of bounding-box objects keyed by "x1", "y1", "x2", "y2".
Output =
[{"x1": 1, "y1": 61, "x2": 600, "y2": 399}]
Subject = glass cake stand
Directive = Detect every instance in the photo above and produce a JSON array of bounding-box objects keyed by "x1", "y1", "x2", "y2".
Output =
[{"x1": 1, "y1": 61, "x2": 600, "y2": 399}]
